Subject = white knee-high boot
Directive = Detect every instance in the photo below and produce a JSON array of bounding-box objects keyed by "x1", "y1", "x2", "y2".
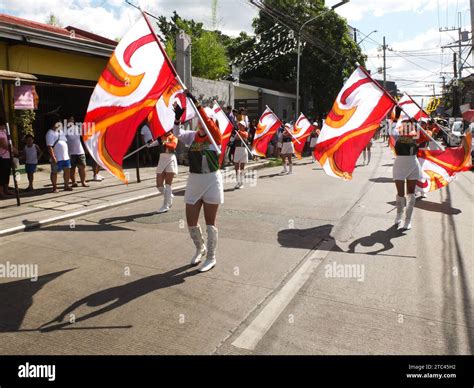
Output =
[
  {"x1": 395, "y1": 195, "x2": 406, "y2": 228},
  {"x1": 166, "y1": 184, "x2": 173, "y2": 208},
  {"x1": 189, "y1": 225, "x2": 206, "y2": 266},
  {"x1": 403, "y1": 194, "x2": 416, "y2": 230},
  {"x1": 199, "y1": 225, "x2": 218, "y2": 272},
  {"x1": 234, "y1": 170, "x2": 240, "y2": 188},
  {"x1": 157, "y1": 184, "x2": 172, "y2": 214}
]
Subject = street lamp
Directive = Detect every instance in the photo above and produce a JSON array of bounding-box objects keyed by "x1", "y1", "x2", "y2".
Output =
[
  {"x1": 295, "y1": 0, "x2": 349, "y2": 118},
  {"x1": 356, "y1": 29, "x2": 377, "y2": 45}
]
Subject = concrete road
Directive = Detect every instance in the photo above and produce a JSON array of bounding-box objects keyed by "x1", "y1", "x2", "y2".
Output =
[{"x1": 0, "y1": 141, "x2": 472, "y2": 355}]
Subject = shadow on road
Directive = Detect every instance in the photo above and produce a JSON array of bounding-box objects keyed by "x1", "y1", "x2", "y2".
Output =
[
  {"x1": 258, "y1": 173, "x2": 284, "y2": 180},
  {"x1": 37, "y1": 223, "x2": 132, "y2": 232},
  {"x1": 415, "y1": 199, "x2": 462, "y2": 215},
  {"x1": 0, "y1": 269, "x2": 75, "y2": 332},
  {"x1": 39, "y1": 265, "x2": 200, "y2": 332},
  {"x1": 369, "y1": 177, "x2": 393, "y2": 183},
  {"x1": 99, "y1": 212, "x2": 158, "y2": 225},
  {"x1": 347, "y1": 224, "x2": 406, "y2": 255},
  {"x1": 277, "y1": 224, "x2": 343, "y2": 252},
  {"x1": 386, "y1": 199, "x2": 462, "y2": 215}
]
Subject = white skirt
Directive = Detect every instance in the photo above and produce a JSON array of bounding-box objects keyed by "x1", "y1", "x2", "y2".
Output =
[
  {"x1": 393, "y1": 155, "x2": 423, "y2": 180},
  {"x1": 233, "y1": 146, "x2": 248, "y2": 164},
  {"x1": 310, "y1": 138, "x2": 318, "y2": 148},
  {"x1": 281, "y1": 142, "x2": 294, "y2": 155},
  {"x1": 184, "y1": 171, "x2": 224, "y2": 205},
  {"x1": 156, "y1": 153, "x2": 178, "y2": 174}
]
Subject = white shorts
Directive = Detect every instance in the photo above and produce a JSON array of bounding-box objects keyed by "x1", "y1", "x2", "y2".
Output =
[
  {"x1": 233, "y1": 146, "x2": 248, "y2": 164},
  {"x1": 184, "y1": 171, "x2": 224, "y2": 205},
  {"x1": 393, "y1": 155, "x2": 423, "y2": 181},
  {"x1": 310, "y1": 138, "x2": 318, "y2": 149},
  {"x1": 281, "y1": 142, "x2": 294, "y2": 155},
  {"x1": 156, "y1": 153, "x2": 178, "y2": 175}
]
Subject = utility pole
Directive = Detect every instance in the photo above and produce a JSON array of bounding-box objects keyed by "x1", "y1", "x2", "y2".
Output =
[
  {"x1": 471, "y1": 0, "x2": 473, "y2": 64},
  {"x1": 453, "y1": 53, "x2": 459, "y2": 117},
  {"x1": 382, "y1": 36, "x2": 387, "y2": 91}
]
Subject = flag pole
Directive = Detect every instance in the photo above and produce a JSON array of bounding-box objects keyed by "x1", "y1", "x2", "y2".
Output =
[
  {"x1": 407, "y1": 93, "x2": 454, "y2": 141},
  {"x1": 141, "y1": 10, "x2": 221, "y2": 155},
  {"x1": 358, "y1": 66, "x2": 444, "y2": 151},
  {"x1": 0, "y1": 81, "x2": 20, "y2": 206}
]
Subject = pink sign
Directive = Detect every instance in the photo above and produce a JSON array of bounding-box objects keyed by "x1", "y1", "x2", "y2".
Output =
[{"x1": 14, "y1": 85, "x2": 37, "y2": 110}]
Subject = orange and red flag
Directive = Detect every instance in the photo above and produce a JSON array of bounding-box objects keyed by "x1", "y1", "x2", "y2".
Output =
[{"x1": 314, "y1": 66, "x2": 395, "y2": 180}]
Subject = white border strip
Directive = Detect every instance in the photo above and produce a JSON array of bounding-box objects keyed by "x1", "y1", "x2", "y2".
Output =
[{"x1": 232, "y1": 239, "x2": 335, "y2": 351}]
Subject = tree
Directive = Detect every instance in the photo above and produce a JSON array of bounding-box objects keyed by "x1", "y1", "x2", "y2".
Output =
[
  {"x1": 46, "y1": 14, "x2": 61, "y2": 27},
  {"x1": 193, "y1": 31, "x2": 229, "y2": 80},
  {"x1": 235, "y1": 0, "x2": 366, "y2": 119},
  {"x1": 157, "y1": 12, "x2": 230, "y2": 80}
]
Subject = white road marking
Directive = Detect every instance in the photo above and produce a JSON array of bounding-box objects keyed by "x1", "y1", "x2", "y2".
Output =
[{"x1": 232, "y1": 239, "x2": 335, "y2": 351}]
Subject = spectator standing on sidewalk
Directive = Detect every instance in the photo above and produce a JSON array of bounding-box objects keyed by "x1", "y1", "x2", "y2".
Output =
[
  {"x1": 45, "y1": 114, "x2": 72, "y2": 193},
  {"x1": 140, "y1": 122, "x2": 157, "y2": 166},
  {"x1": 0, "y1": 118, "x2": 17, "y2": 198},
  {"x1": 22, "y1": 134, "x2": 42, "y2": 191},
  {"x1": 363, "y1": 137, "x2": 373, "y2": 165},
  {"x1": 65, "y1": 115, "x2": 89, "y2": 188}
]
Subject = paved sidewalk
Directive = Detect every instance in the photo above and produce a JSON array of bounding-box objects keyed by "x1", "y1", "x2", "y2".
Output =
[{"x1": 0, "y1": 159, "x2": 272, "y2": 236}]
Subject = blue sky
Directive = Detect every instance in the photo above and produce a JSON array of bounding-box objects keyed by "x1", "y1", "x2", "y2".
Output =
[{"x1": 0, "y1": 0, "x2": 472, "y2": 100}]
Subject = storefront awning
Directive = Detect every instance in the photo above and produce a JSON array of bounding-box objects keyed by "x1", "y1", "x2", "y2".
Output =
[{"x1": 0, "y1": 70, "x2": 38, "y2": 82}]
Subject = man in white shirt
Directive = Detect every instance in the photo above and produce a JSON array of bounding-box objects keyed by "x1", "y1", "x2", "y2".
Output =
[
  {"x1": 140, "y1": 123, "x2": 157, "y2": 166},
  {"x1": 45, "y1": 114, "x2": 72, "y2": 192},
  {"x1": 65, "y1": 116, "x2": 89, "y2": 187}
]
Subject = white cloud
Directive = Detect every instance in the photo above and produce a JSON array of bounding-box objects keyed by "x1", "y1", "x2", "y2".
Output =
[
  {"x1": 362, "y1": 25, "x2": 472, "y2": 102},
  {"x1": 3, "y1": 0, "x2": 258, "y2": 39},
  {"x1": 337, "y1": 0, "x2": 470, "y2": 22}
]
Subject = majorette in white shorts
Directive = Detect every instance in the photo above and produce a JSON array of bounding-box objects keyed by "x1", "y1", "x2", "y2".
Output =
[
  {"x1": 184, "y1": 171, "x2": 224, "y2": 205},
  {"x1": 156, "y1": 153, "x2": 178, "y2": 174},
  {"x1": 281, "y1": 142, "x2": 294, "y2": 155},
  {"x1": 233, "y1": 146, "x2": 248, "y2": 164},
  {"x1": 392, "y1": 155, "x2": 423, "y2": 180}
]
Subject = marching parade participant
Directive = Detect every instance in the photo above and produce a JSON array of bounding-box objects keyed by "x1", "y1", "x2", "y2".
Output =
[
  {"x1": 280, "y1": 123, "x2": 295, "y2": 174},
  {"x1": 233, "y1": 120, "x2": 249, "y2": 189},
  {"x1": 155, "y1": 130, "x2": 179, "y2": 214},
  {"x1": 173, "y1": 92, "x2": 223, "y2": 273},
  {"x1": 309, "y1": 124, "x2": 319, "y2": 163},
  {"x1": 393, "y1": 117, "x2": 424, "y2": 230}
]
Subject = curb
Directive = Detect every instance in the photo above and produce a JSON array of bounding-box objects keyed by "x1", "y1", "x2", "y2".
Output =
[{"x1": 0, "y1": 160, "x2": 272, "y2": 238}]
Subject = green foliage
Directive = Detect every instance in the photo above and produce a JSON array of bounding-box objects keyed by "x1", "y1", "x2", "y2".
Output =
[
  {"x1": 157, "y1": 11, "x2": 229, "y2": 80},
  {"x1": 243, "y1": 0, "x2": 366, "y2": 117},
  {"x1": 156, "y1": 3, "x2": 366, "y2": 116},
  {"x1": 46, "y1": 14, "x2": 61, "y2": 27},
  {"x1": 192, "y1": 31, "x2": 229, "y2": 80},
  {"x1": 14, "y1": 110, "x2": 36, "y2": 140}
]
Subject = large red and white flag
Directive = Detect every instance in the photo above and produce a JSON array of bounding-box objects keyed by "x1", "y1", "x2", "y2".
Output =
[
  {"x1": 211, "y1": 101, "x2": 234, "y2": 167},
  {"x1": 292, "y1": 113, "x2": 315, "y2": 159},
  {"x1": 314, "y1": 66, "x2": 395, "y2": 179},
  {"x1": 416, "y1": 132, "x2": 472, "y2": 194},
  {"x1": 83, "y1": 15, "x2": 177, "y2": 182},
  {"x1": 148, "y1": 78, "x2": 196, "y2": 137},
  {"x1": 252, "y1": 107, "x2": 281, "y2": 157}
]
